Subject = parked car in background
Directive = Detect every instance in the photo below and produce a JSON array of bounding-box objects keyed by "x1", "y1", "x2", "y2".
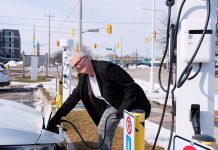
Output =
[{"x1": 0, "y1": 63, "x2": 10, "y2": 86}]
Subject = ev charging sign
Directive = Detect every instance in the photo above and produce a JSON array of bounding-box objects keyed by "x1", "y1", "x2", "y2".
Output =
[{"x1": 124, "y1": 110, "x2": 135, "y2": 150}]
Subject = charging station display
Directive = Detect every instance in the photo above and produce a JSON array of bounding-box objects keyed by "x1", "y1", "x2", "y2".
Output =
[{"x1": 181, "y1": 19, "x2": 213, "y2": 63}]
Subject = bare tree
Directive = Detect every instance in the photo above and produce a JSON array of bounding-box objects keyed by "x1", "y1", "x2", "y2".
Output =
[
  {"x1": 156, "y1": 13, "x2": 175, "y2": 51},
  {"x1": 51, "y1": 50, "x2": 62, "y2": 64}
]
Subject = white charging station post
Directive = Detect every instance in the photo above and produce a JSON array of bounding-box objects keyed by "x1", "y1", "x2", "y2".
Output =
[
  {"x1": 59, "y1": 39, "x2": 74, "y2": 102},
  {"x1": 176, "y1": 0, "x2": 216, "y2": 139}
]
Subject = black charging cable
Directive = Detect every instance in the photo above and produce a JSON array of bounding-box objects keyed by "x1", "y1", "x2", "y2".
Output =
[
  {"x1": 60, "y1": 112, "x2": 116, "y2": 149},
  {"x1": 177, "y1": 0, "x2": 211, "y2": 88},
  {"x1": 152, "y1": 1, "x2": 175, "y2": 149}
]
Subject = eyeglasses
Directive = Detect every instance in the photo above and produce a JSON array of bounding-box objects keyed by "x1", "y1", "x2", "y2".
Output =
[{"x1": 72, "y1": 56, "x2": 86, "y2": 70}]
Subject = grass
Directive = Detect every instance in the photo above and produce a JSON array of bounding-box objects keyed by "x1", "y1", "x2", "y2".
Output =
[
  {"x1": 11, "y1": 75, "x2": 53, "y2": 83},
  {"x1": 63, "y1": 110, "x2": 164, "y2": 150}
]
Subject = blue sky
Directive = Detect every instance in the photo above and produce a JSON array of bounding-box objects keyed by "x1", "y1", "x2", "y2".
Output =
[{"x1": 0, "y1": 0, "x2": 173, "y2": 58}]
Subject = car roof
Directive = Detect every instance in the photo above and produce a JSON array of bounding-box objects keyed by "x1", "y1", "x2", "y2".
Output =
[{"x1": 0, "y1": 99, "x2": 64, "y2": 145}]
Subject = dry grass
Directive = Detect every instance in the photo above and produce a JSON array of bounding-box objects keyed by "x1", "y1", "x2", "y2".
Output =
[
  {"x1": 11, "y1": 75, "x2": 53, "y2": 83},
  {"x1": 63, "y1": 110, "x2": 164, "y2": 150}
]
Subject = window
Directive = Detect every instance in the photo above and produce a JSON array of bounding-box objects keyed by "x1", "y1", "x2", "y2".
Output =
[
  {"x1": 5, "y1": 54, "x2": 14, "y2": 58},
  {"x1": 5, "y1": 43, "x2": 14, "y2": 47},
  {"x1": 5, "y1": 31, "x2": 13, "y2": 36},
  {"x1": 5, "y1": 49, "x2": 14, "y2": 53},
  {"x1": 5, "y1": 37, "x2": 14, "y2": 42}
]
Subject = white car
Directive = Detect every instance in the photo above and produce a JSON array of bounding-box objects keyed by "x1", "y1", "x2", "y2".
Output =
[
  {"x1": 0, "y1": 63, "x2": 10, "y2": 86},
  {"x1": 0, "y1": 99, "x2": 71, "y2": 150}
]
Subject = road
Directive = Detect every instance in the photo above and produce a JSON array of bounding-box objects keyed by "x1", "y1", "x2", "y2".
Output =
[{"x1": 0, "y1": 83, "x2": 42, "y2": 110}]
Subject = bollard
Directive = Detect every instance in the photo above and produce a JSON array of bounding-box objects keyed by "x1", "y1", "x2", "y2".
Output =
[
  {"x1": 6, "y1": 64, "x2": 10, "y2": 70},
  {"x1": 132, "y1": 109, "x2": 145, "y2": 150},
  {"x1": 55, "y1": 78, "x2": 63, "y2": 108},
  {"x1": 58, "y1": 79, "x2": 63, "y2": 108}
]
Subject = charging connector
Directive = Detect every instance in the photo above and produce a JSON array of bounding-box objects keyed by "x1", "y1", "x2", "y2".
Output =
[{"x1": 190, "y1": 104, "x2": 201, "y2": 135}]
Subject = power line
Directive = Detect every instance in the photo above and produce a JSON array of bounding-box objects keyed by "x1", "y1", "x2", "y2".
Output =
[
  {"x1": 0, "y1": 23, "x2": 150, "y2": 33},
  {"x1": 52, "y1": 0, "x2": 79, "y2": 33},
  {"x1": 0, "y1": 15, "x2": 162, "y2": 25}
]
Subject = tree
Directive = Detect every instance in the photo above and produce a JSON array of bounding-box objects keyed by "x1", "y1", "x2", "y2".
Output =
[{"x1": 51, "y1": 50, "x2": 62, "y2": 64}]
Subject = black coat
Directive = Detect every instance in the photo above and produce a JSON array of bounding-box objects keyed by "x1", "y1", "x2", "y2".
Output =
[{"x1": 54, "y1": 60, "x2": 151, "y2": 126}]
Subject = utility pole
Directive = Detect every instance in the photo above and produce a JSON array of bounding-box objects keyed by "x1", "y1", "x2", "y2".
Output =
[
  {"x1": 33, "y1": 26, "x2": 35, "y2": 55},
  {"x1": 113, "y1": 46, "x2": 116, "y2": 63},
  {"x1": 44, "y1": 14, "x2": 54, "y2": 67},
  {"x1": 79, "y1": 0, "x2": 82, "y2": 51},
  {"x1": 150, "y1": 0, "x2": 155, "y2": 91},
  {"x1": 136, "y1": 49, "x2": 138, "y2": 69},
  {"x1": 120, "y1": 38, "x2": 123, "y2": 65}
]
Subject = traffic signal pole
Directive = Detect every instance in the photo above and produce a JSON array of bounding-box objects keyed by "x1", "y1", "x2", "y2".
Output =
[{"x1": 79, "y1": 0, "x2": 82, "y2": 51}]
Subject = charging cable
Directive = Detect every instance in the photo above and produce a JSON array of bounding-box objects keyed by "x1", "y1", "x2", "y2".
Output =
[
  {"x1": 153, "y1": 1, "x2": 176, "y2": 149},
  {"x1": 176, "y1": 0, "x2": 211, "y2": 88},
  {"x1": 60, "y1": 112, "x2": 115, "y2": 149}
]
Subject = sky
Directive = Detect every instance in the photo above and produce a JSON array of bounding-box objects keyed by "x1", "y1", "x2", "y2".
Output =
[{"x1": 0, "y1": 0, "x2": 174, "y2": 58}]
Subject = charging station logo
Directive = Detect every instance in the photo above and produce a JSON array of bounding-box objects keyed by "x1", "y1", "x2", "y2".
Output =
[{"x1": 126, "y1": 116, "x2": 132, "y2": 135}]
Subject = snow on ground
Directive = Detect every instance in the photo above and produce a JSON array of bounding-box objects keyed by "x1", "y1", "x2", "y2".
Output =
[{"x1": 5, "y1": 60, "x2": 23, "y2": 67}]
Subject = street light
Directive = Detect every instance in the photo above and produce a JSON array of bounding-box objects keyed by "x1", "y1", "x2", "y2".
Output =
[
  {"x1": 142, "y1": 1, "x2": 166, "y2": 92},
  {"x1": 150, "y1": 0, "x2": 156, "y2": 91}
]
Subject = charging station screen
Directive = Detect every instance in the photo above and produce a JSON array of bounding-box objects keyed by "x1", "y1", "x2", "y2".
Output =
[{"x1": 173, "y1": 135, "x2": 214, "y2": 150}]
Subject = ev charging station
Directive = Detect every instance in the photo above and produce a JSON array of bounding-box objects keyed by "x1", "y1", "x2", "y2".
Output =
[
  {"x1": 59, "y1": 39, "x2": 74, "y2": 103},
  {"x1": 176, "y1": 0, "x2": 216, "y2": 141}
]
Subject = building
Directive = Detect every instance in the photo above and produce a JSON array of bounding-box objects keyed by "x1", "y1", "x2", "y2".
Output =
[{"x1": 0, "y1": 29, "x2": 21, "y2": 63}]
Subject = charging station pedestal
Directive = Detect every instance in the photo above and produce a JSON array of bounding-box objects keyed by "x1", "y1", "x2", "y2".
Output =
[
  {"x1": 176, "y1": 0, "x2": 217, "y2": 140},
  {"x1": 59, "y1": 39, "x2": 74, "y2": 103}
]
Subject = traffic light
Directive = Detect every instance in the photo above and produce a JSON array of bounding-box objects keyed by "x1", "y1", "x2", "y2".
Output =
[
  {"x1": 145, "y1": 37, "x2": 149, "y2": 44},
  {"x1": 71, "y1": 28, "x2": 75, "y2": 37},
  {"x1": 56, "y1": 41, "x2": 60, "y2": 47},
  {"x1": 117, "y1": 42, "x2": 120, "y2": 48},
  {"x1": 93, "y1": 43, "x2": 97, "y2": 48},
  {"x1": 153, "y1": 31, "x2": 156, "y2": 38},
  {"x1": 107, "y1": 24, "x2": 112, "y2": 34}
]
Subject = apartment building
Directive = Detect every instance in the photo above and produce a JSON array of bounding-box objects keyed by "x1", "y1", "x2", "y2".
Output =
[{"x1": 0, "y1": 29, "x2": 21, "y2": 63}]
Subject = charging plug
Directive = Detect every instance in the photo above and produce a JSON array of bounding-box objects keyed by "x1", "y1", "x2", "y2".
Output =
[
  {"x1": 190, "y1": 104, "x2": 201, "y2": 135},
  {"x1": 166, "y1": 0, "x2": 175, "y2": 6}
]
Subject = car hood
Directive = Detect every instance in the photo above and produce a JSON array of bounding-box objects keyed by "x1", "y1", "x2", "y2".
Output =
[{"x1": 0, "y1": 99, "x2": 64, "y2": 145}]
